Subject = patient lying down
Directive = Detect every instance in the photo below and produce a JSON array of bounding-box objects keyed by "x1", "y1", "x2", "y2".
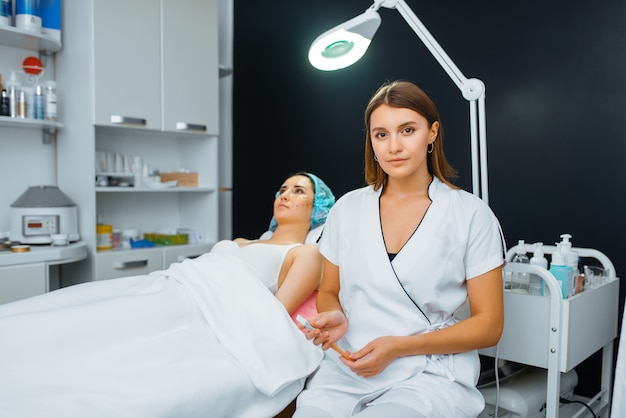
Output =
[{"x1": 0, "y1": 172, "x2": 335, "y2": 418}]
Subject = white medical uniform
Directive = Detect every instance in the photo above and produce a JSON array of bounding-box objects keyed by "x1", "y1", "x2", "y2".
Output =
[{"x1": 297, "y1": 177, "x2": 504, "y2": 418}]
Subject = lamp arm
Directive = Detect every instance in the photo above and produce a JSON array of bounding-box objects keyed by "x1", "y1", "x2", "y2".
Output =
[{"x1": 376, "y1": 0, "x2": 489, "y2": 203}]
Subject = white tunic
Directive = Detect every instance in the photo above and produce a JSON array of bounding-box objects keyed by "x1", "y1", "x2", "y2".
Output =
[{"x1": 298, "y1": 177, "x2": 504, "y2": 417}]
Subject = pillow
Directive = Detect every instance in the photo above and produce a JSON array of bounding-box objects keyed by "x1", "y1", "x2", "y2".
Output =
[{"x1": 259, "y1": 225, "x2": 324, "y2": 244}]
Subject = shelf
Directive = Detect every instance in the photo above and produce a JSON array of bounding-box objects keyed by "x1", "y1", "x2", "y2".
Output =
[
  {"x1": 0, "y1": 25, "x2": 62, "y2": 52},
  {"x1": 0, "y1": 116, "x2": 62, "y2": 131},
  {"x1": 0, "y1": 241, "x2": 88, "y2": 268},
  {"x1": 96, "y1": 186, "x2": 215, "y2": 193},
  {"x1": 0, "y1": 116, "x2": 63, "y2": 143}
]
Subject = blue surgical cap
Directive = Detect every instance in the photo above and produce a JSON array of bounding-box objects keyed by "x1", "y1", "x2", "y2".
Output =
[{"x1": 269, "y1": 172, "x2": 335, "y2": 232}]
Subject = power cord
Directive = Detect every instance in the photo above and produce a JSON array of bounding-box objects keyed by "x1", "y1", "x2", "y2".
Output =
[
  {"x1": 493, "y1": 342, "x2": 501, "y2": 417},
  {"x1": 559, "y1": 397, "x2": 597, "y2": 418}
]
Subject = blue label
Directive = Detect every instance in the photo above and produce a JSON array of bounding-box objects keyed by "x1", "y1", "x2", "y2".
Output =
[
  {"x1": 1, "y1": 0, "x2": 11, "y2": 18},
  {"x1": 16, "y1": 0, "x2": 40, "y2": 16}
]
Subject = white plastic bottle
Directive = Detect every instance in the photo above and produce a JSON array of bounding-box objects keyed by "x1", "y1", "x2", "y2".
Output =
[
  {"x1": 559, "y1": 233, "x2": 582, "y2": 294},
  {"x1": 44, "y1": 80, "x2": 57, "y2": 121},
  {"x1": 528, "y1": 243, "x2": 549, "y2": 296},
  {"x1": 510, "y1": 240, "x2": 530, "y2": 293},
  {"x1": 5, "y1": 71, "x2": 21, "y2": 118}
]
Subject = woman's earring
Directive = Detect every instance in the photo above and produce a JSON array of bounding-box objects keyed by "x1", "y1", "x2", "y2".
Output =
[
  {"x1": 427, "y1": 143, "x2": 434, "y2": 154},
  {"x1": 374, "y1": 155, "x2": 378, "y2": 162}
]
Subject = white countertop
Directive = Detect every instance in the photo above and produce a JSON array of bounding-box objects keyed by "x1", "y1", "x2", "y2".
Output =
[{"x1": 0, "y1": 241, "x2": 88, "y2": 267}]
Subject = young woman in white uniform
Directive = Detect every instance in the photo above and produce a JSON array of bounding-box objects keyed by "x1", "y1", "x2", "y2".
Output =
[{"x1": 294, "y1": 81, "x2": 505, "y2": 418}]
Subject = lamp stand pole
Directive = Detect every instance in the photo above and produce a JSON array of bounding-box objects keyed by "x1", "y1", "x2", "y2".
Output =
[{"x1": 378, "y1": 0, "x2": 489, "y2": 203}]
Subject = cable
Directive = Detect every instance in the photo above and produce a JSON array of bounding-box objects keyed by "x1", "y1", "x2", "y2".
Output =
[
  {"x1": 493, "y1": 342, "x2": 500, "y2": 417},
  {"x1": 559, "y1": 397, "x2": 597, "y2": 418}
]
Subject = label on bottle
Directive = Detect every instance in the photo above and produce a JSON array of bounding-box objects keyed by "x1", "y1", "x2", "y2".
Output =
[{"x1": 45, "y1": 91, "x2": 57, "y2": 121}]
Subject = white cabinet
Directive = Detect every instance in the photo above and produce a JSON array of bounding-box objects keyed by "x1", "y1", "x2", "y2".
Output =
[
  {"x1": 92, "y1": 0, "x2": 218, "y2": 135},
  {"x1": 92, "y1": 0, "x2": 161, "y2": 130},
  {"x1": 0, "y1": 263, "x2": 47, "y2": 304},
  {"x1": 96, "y1": 243, "x2": 213, "y2": 281},
  {"x1": 0, "y1": 242, "x2": 88, "y2": 303},
  {"x1": 162, "y1": 0, "x2": 219, "y2": 134},
  {"x1": 56, "y1": 0, "x2": 220, "y2": 285}
]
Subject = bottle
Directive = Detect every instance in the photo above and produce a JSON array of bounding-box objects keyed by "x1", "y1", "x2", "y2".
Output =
[
  {"x1": 510, "y1": 240, "x2": 530, "y2": 293},
  {"x1": 15, "y1": 0, "x2": 42, "y2": 33},
  {"x1": 558, "y1": 233, "x2": 583, "y2": 294},
  {"x1": 0, "y1": 0, "x2": 10, "y2": 27},
  {"x1": 549, "y1": 250, "x2": 574, "y2": 299},
  {"x1": 33, "y1": 84, "x2": 44, "y2": 119},
  {"x1": 17, "y1": 90, "x2": 26, "y2": 118},
  {"x1": 44, "y1": 80, "x2": 57, "y2": 121},
  {"x1": 0, "y1": 89, "x2": 9, "y2": 116},
  {"x1": 529, "y1": 243, "x2": 548, "y2": 296},
  {"x1": 6, "y1": 71, "x2": 21, "y2": 118},
  {"x1": 96, "y1": 215, "x2": 113, "y2": 251}
]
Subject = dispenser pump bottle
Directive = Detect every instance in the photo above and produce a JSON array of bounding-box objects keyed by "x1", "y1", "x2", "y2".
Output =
[
  {"x1": 558, "y1": 233, "x2": 583, "y2": 294},
  {"x1": 510, "y1": 240, "x2": 530, "y2": 293},
  {"x1": 549, "y1": 249, "x2": 574, "y2": 299},
  {"x1": 529, "y1": 243, "x2": 549, "y2": 296}
]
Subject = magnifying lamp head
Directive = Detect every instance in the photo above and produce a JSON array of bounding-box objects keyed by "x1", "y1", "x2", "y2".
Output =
[{"x1": 308, "y1": 9, "x2": 381, "y2": 71}]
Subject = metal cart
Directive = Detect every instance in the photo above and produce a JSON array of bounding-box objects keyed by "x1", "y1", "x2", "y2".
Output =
[{"x1": 479, "y1": 244, "x2": 619, "y2": 417}]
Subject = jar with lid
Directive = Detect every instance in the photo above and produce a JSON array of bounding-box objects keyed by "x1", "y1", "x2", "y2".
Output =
[{"x1": 96, "y1": 224, "x2": 113, "y2": 251}]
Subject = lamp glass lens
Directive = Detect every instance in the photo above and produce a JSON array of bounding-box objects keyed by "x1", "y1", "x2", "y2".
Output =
[
  {"x1": 309, "y1": 29, "x2": 371, "y2": 71},
  {"x1": 321, "y1": 40, "x2": 354, "y2": 58}
]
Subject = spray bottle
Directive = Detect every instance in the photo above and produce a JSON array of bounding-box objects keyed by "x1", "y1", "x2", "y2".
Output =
[{"x1": 529, "y1": 243, "x2": 549, "y2": 296}]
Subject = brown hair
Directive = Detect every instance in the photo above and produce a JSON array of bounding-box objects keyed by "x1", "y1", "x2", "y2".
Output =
[{"x1": 364, "y1": 80, "x2": 458, "y2": 190}]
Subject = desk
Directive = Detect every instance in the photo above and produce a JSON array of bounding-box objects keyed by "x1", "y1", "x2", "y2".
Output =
[{"x1": 0, "y1": 242, "x2": 88, "y2": 304}]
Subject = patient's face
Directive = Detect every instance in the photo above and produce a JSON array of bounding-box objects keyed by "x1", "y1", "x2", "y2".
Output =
[{"x1": 274, "y1": 175, "x2": 314, "y2": 225}]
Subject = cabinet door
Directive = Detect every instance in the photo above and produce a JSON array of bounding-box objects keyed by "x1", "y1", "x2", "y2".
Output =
[
  {"x1": 161, "y1": 0, "x2": 219, "y2": 135},
  {"x1": 92, "y1": 0, "x2": 161, "y2": 130},
  {"x1": 96, "y1": 248, "x2": 162, "y2": 280},
  {"x1": 162, "y1": 243, "x2": 213, "y2": 268},
  {"x1": 0, "y1": 263, "x2": 47, "y2": 304}
]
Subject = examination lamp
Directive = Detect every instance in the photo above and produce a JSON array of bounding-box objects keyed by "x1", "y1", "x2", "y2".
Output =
[{"x1": 309, "y1": 0, "x2": 489, "y2": 203}]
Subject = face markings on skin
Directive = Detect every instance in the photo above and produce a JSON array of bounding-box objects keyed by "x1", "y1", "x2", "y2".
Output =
[{"x1": 275, "y1": 176, "x2": 315, "y2": 210}]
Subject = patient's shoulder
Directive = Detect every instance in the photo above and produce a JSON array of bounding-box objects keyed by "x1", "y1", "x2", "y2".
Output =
[{"x1": 289, "y1": 243, "x2": 321, "y2": 258}]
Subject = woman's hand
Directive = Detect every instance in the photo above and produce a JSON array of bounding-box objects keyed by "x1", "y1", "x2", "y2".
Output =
[
  {"x1": 340, "y1": 336, "x2": 400, "y2": 377},
  {"x1": 303, "y1": 310, "x2": 347, "y2": 350}
]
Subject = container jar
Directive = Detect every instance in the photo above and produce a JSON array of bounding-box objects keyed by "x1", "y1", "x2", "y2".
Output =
[
  {"x1": 121, "y1": 227, "x2": 140, "y2": 249},
  {"x1": 96, "y1": 224, "x2": 113, "y2": 251}
]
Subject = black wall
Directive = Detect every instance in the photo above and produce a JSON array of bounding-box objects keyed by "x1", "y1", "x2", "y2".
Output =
[{"x1": 233, "y1": 0, "x2": 626, "y2": 395}]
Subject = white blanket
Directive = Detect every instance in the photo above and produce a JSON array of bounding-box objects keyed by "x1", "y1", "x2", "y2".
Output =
[
  {"x1": 0, "y1": 253, "x2": 323, "y2": 418},
  {"x1": 155, "y1": 252, "x2": 323, "y2": 396}
]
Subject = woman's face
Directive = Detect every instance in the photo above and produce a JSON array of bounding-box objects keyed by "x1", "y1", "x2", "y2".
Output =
[
  {"x1": 370, "y1": 104, "x2": 438, "y2": 182},
  {"x1": 273, "y1": 175, "x2": 315, "y2": 225}
]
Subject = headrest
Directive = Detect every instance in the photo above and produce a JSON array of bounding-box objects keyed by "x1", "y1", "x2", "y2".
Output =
[{"x1": 259, "y1": 225, "x2": 324, "y2": 244}]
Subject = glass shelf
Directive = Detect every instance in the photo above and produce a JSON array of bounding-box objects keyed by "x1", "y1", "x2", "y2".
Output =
[
  {"x1": 0, "y1": 116, "x2": 62, "y2": 130},
  {"x1": 0, "y1": 25, "x2": 62, "y2": 52}
]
